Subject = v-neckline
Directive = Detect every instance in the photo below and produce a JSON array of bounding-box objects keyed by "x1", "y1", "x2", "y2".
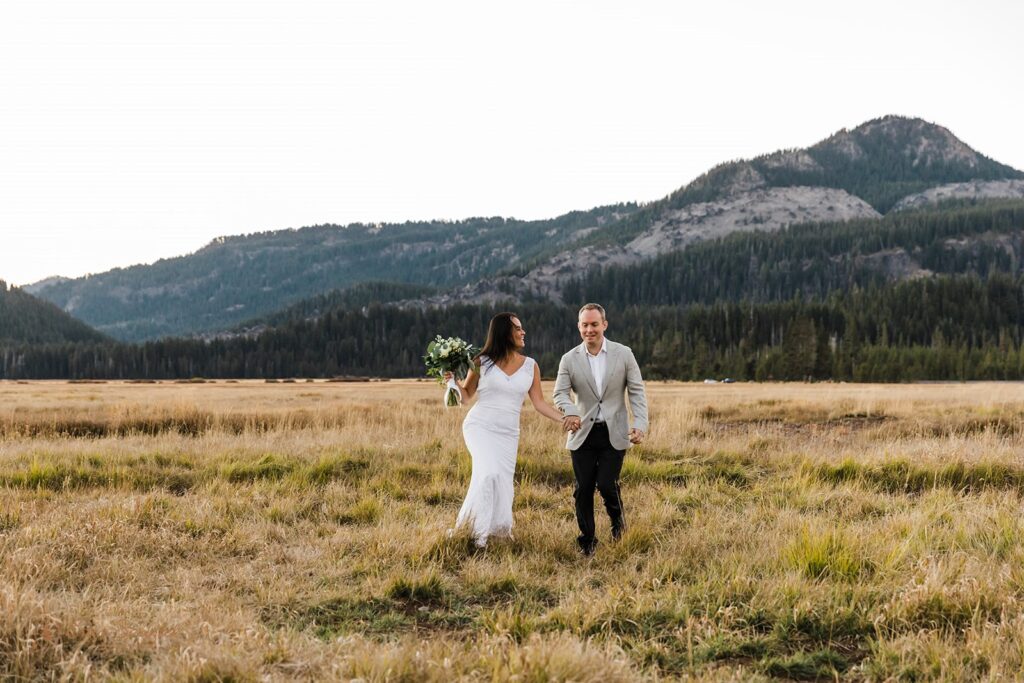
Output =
[{"x1": 494, "y1": 357, "x2": 526, "y2": 378}]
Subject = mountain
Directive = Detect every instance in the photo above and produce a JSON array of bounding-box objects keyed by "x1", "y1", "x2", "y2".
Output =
[
  {"x1": 562, "y1": 199, "x2": 1024, "y2": 309},
  {"x1": 27, "y1": 205, "x2": 636, "y2": 341},
  {"x1": 0, "y1": 280, "x2": 108, "y2": 344},
  {"x1": 419, "y1": 116, "x2": 1024, "y2": 307},
  {"x1": 7, "y1": 199, "x2": 1024, "y2": 382},
  {"x1": 28, "y1": 115, "x2": 1024, "y2": 341}
]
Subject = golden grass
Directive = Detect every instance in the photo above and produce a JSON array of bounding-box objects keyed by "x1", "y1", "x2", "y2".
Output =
[{"x1": 4, "y1": 379, "x2": 1024, "y2": 680}]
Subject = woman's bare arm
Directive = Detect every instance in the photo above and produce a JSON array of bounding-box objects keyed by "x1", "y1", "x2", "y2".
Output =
[{"x1": 528, "y1": 363, "x2": 565, "y2": 423}]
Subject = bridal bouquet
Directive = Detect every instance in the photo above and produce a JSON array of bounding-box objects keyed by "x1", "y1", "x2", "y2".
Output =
[{"x1": 424, "y1": 335, "x2": 480, "y2": 407}]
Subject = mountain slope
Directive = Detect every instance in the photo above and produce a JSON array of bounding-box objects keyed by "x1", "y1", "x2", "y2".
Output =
[
  {"x1": 563, "y1": 199, "x2": 1024, "y2": 308},
  {"x1": 436, "y1": 116, "x2": 1024, "y2": 305},
  {"x1": 28, "y1": 115, "x2": 1024, "y2": 341},
  {"x1": 28, "y1": 204, "x2": 635, "y2": 341},
  {"x1": 227, "y1": 281, "x2": 438, "y2": 335},
  {"x1": 0, "y1": 280, "x2": 109, "y2": 344},
  {"x1": 247, "y1": 198, "x2": 1024, "y2": 320},
  {"x1": 544, "y1": 116, "x2": 1023, "y2": 256}
]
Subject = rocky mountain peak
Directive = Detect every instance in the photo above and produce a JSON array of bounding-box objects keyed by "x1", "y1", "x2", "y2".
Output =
[{"x1": 852, "y1": 115, "x2": 982, "y2": 168}]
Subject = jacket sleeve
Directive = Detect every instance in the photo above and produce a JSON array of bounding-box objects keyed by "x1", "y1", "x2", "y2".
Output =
[
  {"x1": 624, "y1": 348, "x2": 648, "y2": 432},
  {"x1": 552, "y1": 354, "x2": 580, "y2": 417}
]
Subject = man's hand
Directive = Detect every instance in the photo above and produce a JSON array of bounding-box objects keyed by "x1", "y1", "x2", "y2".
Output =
[
  {"x1": 563, "y1": 416, "x2": 581, "y2": 433},
  {"x1": 629, "y1": 428, "x2": 645, "y2": 444}
]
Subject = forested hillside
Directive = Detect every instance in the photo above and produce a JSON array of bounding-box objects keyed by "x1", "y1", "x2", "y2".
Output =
[
  {"x1": 232, "y1": 281, "x2": 437, "y2": 331},
  {"x1": 563, "y1": 200, "x2": 1024, "y2": 307},
  {"x1": 0, "y1": 281, "x2": 108, "y2": 344},
  {"x1": 27, "y1": 204, "x2": 635, "y2": 341}
]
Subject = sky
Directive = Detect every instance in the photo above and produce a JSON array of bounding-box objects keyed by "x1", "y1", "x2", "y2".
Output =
[{"x1": 2, "y1": 0, "x2": 1022, "y2": 287}]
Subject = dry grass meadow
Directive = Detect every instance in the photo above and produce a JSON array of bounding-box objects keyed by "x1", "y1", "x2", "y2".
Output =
[{"x1": 5, "y1": 379, "x2": 1024, "y2": 680}]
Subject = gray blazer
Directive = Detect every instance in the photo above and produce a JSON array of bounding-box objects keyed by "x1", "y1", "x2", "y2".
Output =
[{"x1": 552, "y1": 340, "x2": 649, "y2": 451}]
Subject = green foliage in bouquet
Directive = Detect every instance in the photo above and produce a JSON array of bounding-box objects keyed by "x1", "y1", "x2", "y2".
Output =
[{"x1": 424, "y1": 336, "x2": 480, "y2": 384}]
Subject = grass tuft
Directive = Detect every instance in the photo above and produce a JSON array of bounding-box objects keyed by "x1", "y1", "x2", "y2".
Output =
[
  {"x1": 786, "y1": 529, "x2": 871, "y2": 581},
  {"x1": 219, "y1": 454, "x2": 295, "y2": 483},
  {"x1": 385, "y1": 573, "x2": 448, "y2": 605},
  {"x1": 334, "y1": 498, "x2": 381, "y2": 525}
]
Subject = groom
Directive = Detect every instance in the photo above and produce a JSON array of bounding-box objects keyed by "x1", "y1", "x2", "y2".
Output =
[{"x1": 553, "y1": 303, "x2": 649, "y2": 556}]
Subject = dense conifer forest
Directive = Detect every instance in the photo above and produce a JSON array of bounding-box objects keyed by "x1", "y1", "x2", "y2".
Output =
[
  {"x1": 562, "y1": 200, "x2": 1024, "y2": 307},
  {"x1": 5, "y1": 271, "x2": 1024, "y2": 382},
  {"x1": 0, "y1": 281, "x2": 109, "y2": 345}
]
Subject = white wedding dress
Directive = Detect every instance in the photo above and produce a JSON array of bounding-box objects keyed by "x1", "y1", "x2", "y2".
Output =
[{"x1": 454, "y1": 355, "x2": 535, "y2": 547}]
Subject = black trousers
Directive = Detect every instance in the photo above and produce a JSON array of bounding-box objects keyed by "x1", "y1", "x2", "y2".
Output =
[{"x1": 571, "y1": 422, "x2": 626, "y2": 544}]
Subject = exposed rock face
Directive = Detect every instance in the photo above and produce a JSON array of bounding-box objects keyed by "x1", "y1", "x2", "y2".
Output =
[
  {"x1": 760, "y1": 149, "x2": 823, "y2": 173},
  {"x1": 408, "y1": 186, "x2": 881, "y2": 308},
  {"x1": 626, "y1": 186, "x2": 879, "y2": 257},
  {"x1": 892, "y1": 179, "x2": 1024, "y2": 211},
  {"x1": 815, "y1": 129, "x2": 866, "y2": 161},
  {"x1": 853, "y1": 248, "x2": 933, "y2": 281},
  {"x1": 720, "y1": 163, "x2": 767, "y2": 194}
]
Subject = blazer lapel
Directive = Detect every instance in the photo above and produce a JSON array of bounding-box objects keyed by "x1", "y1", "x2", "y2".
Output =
[
  {"x1": 577, "y1": 343, "x2": 599, "y2": 398},
  {"x1": 599, "y1": 343, "x2": 617, "y2": 399}
]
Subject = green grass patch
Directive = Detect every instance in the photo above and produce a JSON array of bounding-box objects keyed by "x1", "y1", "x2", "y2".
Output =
[
  {"x1": 333, "y1": 497, "x2": 381, "y2": 525},
  {"x1": 896, "y1": 591, "x2": 1002, "y2": 634},
  {"x1": 385, "y1": 573, "x2": 448, "y2": 606},
  {"x1": 296, "y1": 455, "x2": 370, "y2": 486},
  {"x1": 219, "y1": 454, "x2": 296, "y2": 483},
  {"x1": 760, "y1": 648, "x2": 849, "y2": 680},
  {"x1": 785, "y1": 529, "x2": 872, "y2": 581},
  {"x1": 813, "y1": 458, "x2": 1024, "y2": 495},
  {"x1": 697, "y1": 633, "x2": 773, "y2": 662}
]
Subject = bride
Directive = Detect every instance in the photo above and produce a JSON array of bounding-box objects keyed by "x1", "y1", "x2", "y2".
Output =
[{"x1": 445, "y1": 312, "x2": 567, "y2": 547}]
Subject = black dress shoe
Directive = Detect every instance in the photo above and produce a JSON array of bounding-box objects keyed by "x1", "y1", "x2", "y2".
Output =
[
  {"x1": 611, "y1": 520, "x2": 626, "y2": 541},
  {"x1": 577, "y1": 536, "x2": 598, "y2": 556}
]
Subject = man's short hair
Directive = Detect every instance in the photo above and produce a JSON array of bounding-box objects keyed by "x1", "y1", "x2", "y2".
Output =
[{"x1": 578, "y1": 303, "x2": 606, "y2": 321}]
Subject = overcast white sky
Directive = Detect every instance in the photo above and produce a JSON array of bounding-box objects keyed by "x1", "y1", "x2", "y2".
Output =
[{"x1": 2, "y1": 0, "x2": 1022, "y2": 286}]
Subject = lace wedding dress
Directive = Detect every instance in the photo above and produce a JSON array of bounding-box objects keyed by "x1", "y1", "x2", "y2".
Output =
[{"x1": 454, "y1": 355, "x2": 535, "y2": 547}]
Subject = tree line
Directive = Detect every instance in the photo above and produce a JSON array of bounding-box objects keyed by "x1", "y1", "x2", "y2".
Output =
[{"x1": 5, "y1": 272, "x2": 1024, "y2": 382}]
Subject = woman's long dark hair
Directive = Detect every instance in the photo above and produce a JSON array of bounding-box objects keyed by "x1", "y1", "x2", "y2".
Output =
[{"x1": 476, "y1": 312, "x2": 519, "y2": 368}]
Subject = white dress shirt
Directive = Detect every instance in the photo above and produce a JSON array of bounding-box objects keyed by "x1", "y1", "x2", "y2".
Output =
[{"x1": 586, "y1": 338, "x2": 608, "y2": 421}]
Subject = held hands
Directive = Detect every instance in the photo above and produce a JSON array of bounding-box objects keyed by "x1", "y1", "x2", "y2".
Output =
[
  {"x1": 562, "y1": 415, "x2": 581, "y2": 433},
  {"x1": 561, "y1": 418, "x2": 643, "y2": 442}
]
